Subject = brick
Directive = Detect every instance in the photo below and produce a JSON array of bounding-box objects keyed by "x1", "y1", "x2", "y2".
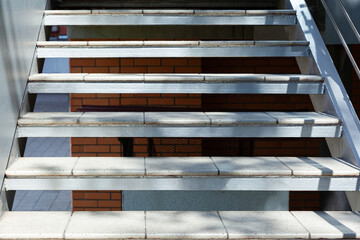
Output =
[
  {"x1": 82, "y1": 98, "x2": 109, "y2": 106},
  {"x1": 73, "y1": 200, "x2": 97, "y2": 208},
  {"x1": 175, "y1": 98, "x2": 201, "y2": 106},
  {"x1": 70, "y1": 67, "x2": 82, "y2": 73},
  {"x1": 109, "y1": 67, "x2": 120, "y2": 73},
  {"x1": 111, "y1": 192, "x2": 122, "y2": 200},
  {"x1": 161, "y1": 138, "x2": 188, "y2": 144},
  {"x1": 70, "y1": 59, "x2": 96, "y2": 67},
  {"x1": 84, "y1": 145, "x2": 110, "y2": 153},
  {"x1": 175, "y1": 67, "x2": 201, "y2": 73},
  {"x1": 83, "y1": 67, "x2": 109, "y2": 73},
  {"x1": 135, "y1": 58, "x2": 161, "y2": 66},
  {"x1": 121, "y1": 98, "x2": 147, "y2": 105},
  {"x1": 188, "y1": 58, "x2": 201, "y2": 66},
  {"x1": 111, "y1": 145, "x2": 122, "y2": 153},
  {"x1": 120, "y1": 58, "x2": 134, "y2": 66},
  {"x1": 109, "y1": 99, "x2": 120, "y2": 106},
  {"x1": 189, "y1": 139, "x2": 201, "y2": 144},
  {"x1": 71, "y1": 138, "x2": 97, "y2": 145},
  {"x1": 98, "y1": 200, "x2": 122, "y2": 208},
  {"x1": 71, "y1": 93, "x2": 97, "y2": 99},
  {"x1": 134, "y1": 153, "x2": 148, "y2": 157},
  {"x1": 97, "y1": 94, "x2": 121, "y2": 98},
  {"x1": 84, "y1": 192, "x2": 111, "y2": 200},
  {"x1": 97, "y1": 153, "x2": 122, "y2": 157},
  {"x1": 97, "y1": 138, "x2": 120, "y2": 145},
  {"x1": 133, "y1": 145, "x2": 148, "y2": 153},
  {"x1": 70, "y1": 98, "x2": 82, "y2": 106},
  {"x1": 121, "y1": 66, "x2": 146, "y2": 73},
  {"x1": 148, "y1": 98, "x2": 174, "y2": 105},
  {"x1": 72, "y1": 191, "x2": 84, "y2": 200},
  {"x1": 150, "y1": 145, "x2": 174, "y2": 152},
  {"x1": 73, "y1": 208, "x2": 85, "y2": 211},
  {"x1": 110, "y1": 208, "x2": 122, "y2": 211},
  {"x1": 134, "y1": 138, "x2": 148, "y2": 144},
  {"x1": 175, "y1": 145, "x2": 201, "y2": 153},
  {"x1": 96, "y1": 58, "x2": 119, "y2": 66},
  {"x1": 162, "y1": 58, "x2": 188, "y2": 66},
  {"x1": 84, "y1": 208, "x2": 111, "y2": 211},
  {"x1": 71, "y1": 145, "x2": 83, "y2": 153},
  {"x1": 147, "y1": 66, "x2": 174, "y2": 73}
]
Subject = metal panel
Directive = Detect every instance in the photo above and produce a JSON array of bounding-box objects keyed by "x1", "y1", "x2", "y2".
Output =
[
  {"x1": 44, "y1": 15, "x2": 297, "y2": 26},
  {"x1": 16, "y1": 125, "x2": 342, "y2": 138},
  {"x1": 0, "y1": 0, "x2": 47, "y2": 215},
  {"x1": 4, "y1": 177, "x2": 360, "y2": 191},
  {"x1": 36, "y1": 46, "x2": 310, "y2": 58},
  {"x1": 27, "y1": 82, "x2": 325, "y2": 94},
  {"x1": 290, "y1": 0, "x2": 360, "y2": 167}
]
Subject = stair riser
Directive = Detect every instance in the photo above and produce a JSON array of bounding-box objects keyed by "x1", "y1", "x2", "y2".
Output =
[
  {"x1": 36, "y1": 46, "x2": 310, "y2": 58},
  {"x1": 5, "y1": 177, "x2": 359, "y2": 191},
  {"x1": 16, "y1": 125, "x2": 342, "y2": 138},
  {"x1": 27, "y1": 82, "x2": 325, "y2": 94},
  {"x1": 44, "y1": 15, "x2": 297, "y2": 26}
]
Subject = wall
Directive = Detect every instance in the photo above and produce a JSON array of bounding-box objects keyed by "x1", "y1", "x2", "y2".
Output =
[{"x1": 0, "y1": 0, "x2": 47, "y2": 213}]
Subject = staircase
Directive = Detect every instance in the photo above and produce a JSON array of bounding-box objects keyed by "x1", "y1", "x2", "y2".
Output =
[{"x1": 0, "y1": 0, "x2": 360, "y2": 239}]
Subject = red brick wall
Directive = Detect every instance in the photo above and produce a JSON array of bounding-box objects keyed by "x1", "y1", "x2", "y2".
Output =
[
  {"x1": 70, "y1": 53, "x2": 324, "y2": 210},
  {"x1": 70, "y1": 48, "x2": 202, "y2": 210}
]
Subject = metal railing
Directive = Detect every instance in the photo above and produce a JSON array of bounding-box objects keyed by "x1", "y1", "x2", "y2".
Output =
[{"x1": 320, "y1": 0, "x2": 360, "y2": 80}]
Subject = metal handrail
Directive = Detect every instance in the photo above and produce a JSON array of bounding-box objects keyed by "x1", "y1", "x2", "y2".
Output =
[
  {"x1": 338, "y1": 0, "x2": 360, "y2": 43},
  {"x1": 320, "y1": 0, "x2": 360, "y2": 80}
]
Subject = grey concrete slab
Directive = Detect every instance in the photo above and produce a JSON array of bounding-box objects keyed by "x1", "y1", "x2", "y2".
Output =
[
  {"x1": 278, "y1": 157, "x2": 360, "y2": 176},
  {"x1": 80, "y1": 112, "x2": 144, "y2": 125},
  {"x1": 146, "y1": 157, "x2": 218, "y2": 176},
  {"x1": 211, "y1": 157, "x2": 292, "y2": 176},
  {"x1": 6, "y1": 157, "x2": 78, "y2": 178},
  {"x1": 266, "y1": 112, "x2": 340, "y2": 125},
  {"x1": 146, "y1": 211, "x2": 227, "y2": 239},
  {"x1": 292, "y1": 211, "x2": 360, "y2": 239},
  {"x1": 18, "y1": 112, "x2": 82, "y2": 126},
  {"x1": 65, "y1": 211, "x2": 145, "y2": 239},
  {"x1": 73, "y1": 157, "x2": 145, "y2": 176},
  {"x1": 0, "y1": 212, "x2": 71, "y2": 239},
  {"x1": 220, "y1": 211, "x2": 309, "y2": 239},
  {"x1": 145, "y1": 112, "x2": 210, "y2": 125},
  {"x1": 206, "y1": 112, "x2": 276, "y2": 125}
]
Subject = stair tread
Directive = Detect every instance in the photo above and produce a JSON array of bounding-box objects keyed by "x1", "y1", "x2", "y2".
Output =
[
  {"x1": 44, "y1": 9, "x2": 296, "y2": 15},
  {"x1": 18, "y1": 112, "x2": 340, "y2": 126},
  {"x1": 37, "y1": 40, "x2": 309, "y2": 47},
  {"x1": 43, "y1": 9, "x2": 297, "y2": 26},
  {"x1": 29, "y1": 73, "x2": 324, "y2": 82},
  {"x1": 6, "y1": 157, "x2": 359, "y2": 178},
  {"x1": 0, "y1": 211, "x2": 359, "y2": 239}
]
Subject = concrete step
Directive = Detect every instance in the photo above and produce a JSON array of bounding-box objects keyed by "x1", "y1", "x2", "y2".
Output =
[
  {"x1": 43, "y1": 9, "x2": 297, "y2": 26},
  {"x1": 0, "y1": 211, "x2": 360, "y2": 239},
  {"x1": 4, "y1": 157, "x2": 360, "y2": 191},
  {"x1": 27, "y1": 73, "x2": 324, "y2": 94},
  {"x1": 16, "y1": 112, "x2": 342, "y2": 138},
  {"x1": 36, "y1": 41, "x2": 310, "y2": 58}
]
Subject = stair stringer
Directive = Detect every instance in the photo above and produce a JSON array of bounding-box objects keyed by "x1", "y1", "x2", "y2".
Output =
[{"x1": 289, "y1": 0, "x2": 360, "y2": 210}]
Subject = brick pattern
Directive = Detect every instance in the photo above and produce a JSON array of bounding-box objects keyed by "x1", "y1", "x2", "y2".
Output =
[
  {"x1": 70, "y1": 44, "x2": 323, "y2": 210},
  {"x1": 73, "y1": 190, "x2": 122, "y2": 211},
  {"x1": 70, "y1": 44, "x2": 202, "y2": 210}
]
